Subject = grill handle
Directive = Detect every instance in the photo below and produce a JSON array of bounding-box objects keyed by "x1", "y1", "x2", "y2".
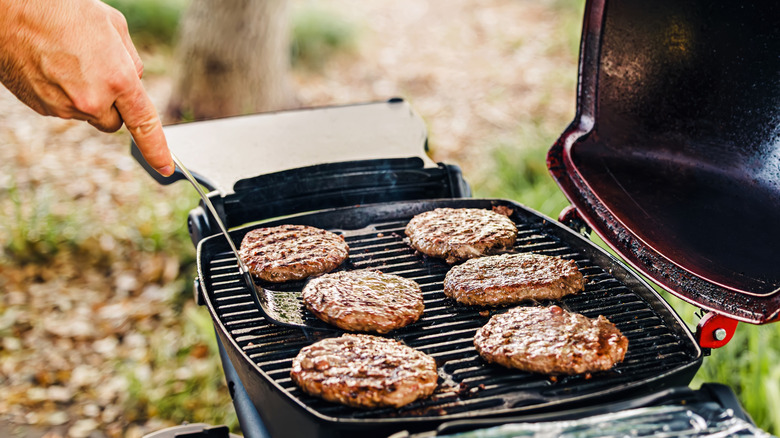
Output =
[{"x1": 131, "y1": 139, "x2": 217, "y2": 191}]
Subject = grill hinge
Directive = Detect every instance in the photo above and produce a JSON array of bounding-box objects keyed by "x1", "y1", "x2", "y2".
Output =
[
  {"x1": 558, "y1": 206, "x2": 592, "y2": 237},
  {"x1": 695, "y1": 312, "x2": 739, "y2": 349}
]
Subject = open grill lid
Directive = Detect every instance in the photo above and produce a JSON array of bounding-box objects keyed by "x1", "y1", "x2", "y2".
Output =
[{"x1": 547, "y1": 0, "x2": 780, "y2": 324}]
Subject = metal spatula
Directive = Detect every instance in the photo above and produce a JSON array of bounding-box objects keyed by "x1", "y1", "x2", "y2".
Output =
[{"x1": 171, "y1": 153, "x2": 338, "y2": 331}]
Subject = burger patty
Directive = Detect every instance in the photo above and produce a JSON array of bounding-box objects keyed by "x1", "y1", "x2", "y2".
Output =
[
  {"x1": 239, "y1": 224, "x2": 349, "y2": 282},
  {"x1": 474, "y1": 305, "x2": 628, "y2": 375},
  {"x1": 443, "y1": 253, "x2": 585, "y2": 306},
  {"x1": 290, "y1": 334, "x2": 438, "y2": 409},
  {"x1": 405, "y1": 208, "x2": 517, "y2": 264},
  {"x1": 303, "y1": 270, "x2": 424, "y2": 334}
]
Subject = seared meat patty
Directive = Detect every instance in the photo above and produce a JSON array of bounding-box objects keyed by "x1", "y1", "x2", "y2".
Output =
[
  {"x1": 303, "y1": 270, "x2": 424, "y2": 333},
  {"x1": 239, "y1": 224, "x2": 348, "y2": 282},
  {"x1": 474, "y1": 305, "x2": 628, "y2": 375},
  {"x1": 290, "y1": 334, "x2": 438, "y2": 409},
  {"x1": 405, "y1": 208, "x2": 517, "y2": 264},
  {"x1": 443, "y1": 253, "x2": 584, "y2": 306}
]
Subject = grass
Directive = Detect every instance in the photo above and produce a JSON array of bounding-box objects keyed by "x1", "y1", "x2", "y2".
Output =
[
  {"x1": 103, "y1": 0, "x2": 189, "y2": 49},
  {"x1": 2, "y1": 181, "x2": 82, "y2": 264},
  {"x1": 122, "y1": 304, "x2": 236, "y2": 429},
  {"x1": 471, "y1": 126, "x2": 570, "y2": 220},
  {"x1": 105, "y1": 0, "x2": 360, "y2": 71},
  {"x1": 291, "y1": 3, "x2": 358, "y2": 71},
  {"x1": 0, "y1": 174, "x2": 195, "y2": 268}
]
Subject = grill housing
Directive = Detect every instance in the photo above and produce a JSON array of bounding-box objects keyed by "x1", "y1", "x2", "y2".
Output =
[{"x1": 197, "y1": 198, "x2": 702, "y2": 438}]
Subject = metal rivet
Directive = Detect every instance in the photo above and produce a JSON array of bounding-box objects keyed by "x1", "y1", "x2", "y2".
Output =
[{"x1": 713, "y1": 328, "x2": 727, "y2": 341}]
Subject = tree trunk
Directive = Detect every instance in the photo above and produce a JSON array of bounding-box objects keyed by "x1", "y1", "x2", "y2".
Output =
[{"x1": 165, "y1": 0, "x2": 296, "y2": 121}]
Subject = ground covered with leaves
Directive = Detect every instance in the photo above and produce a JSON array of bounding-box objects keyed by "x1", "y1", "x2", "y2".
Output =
[{"x1": 0, "y1": 0, "x2": 582, "y2": 436}]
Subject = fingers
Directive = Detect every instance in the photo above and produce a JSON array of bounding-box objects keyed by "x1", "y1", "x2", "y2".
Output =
[
  {"x1": 100, "y1": 2, "x2": 170, "y2": 174},
  {"x1": 87, "y1": 105, "x2": 123, "y2": 133},
  {"x1": 98, "y1": 1, "x2": 144, "y2": 79},
  {"x1": 1, "y1": 0, "x2": 170, "y2": 175},
  {"x1": 115, "y1": 79, "x2": 174, "y2": 177},
  {"x1": 118, "y1": 30, "x2": 144, "y2": 80}
]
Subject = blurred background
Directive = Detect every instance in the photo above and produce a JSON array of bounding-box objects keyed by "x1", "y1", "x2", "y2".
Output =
[{"x1": 0, "y1": 0, "x2": 778, "y2": 436}]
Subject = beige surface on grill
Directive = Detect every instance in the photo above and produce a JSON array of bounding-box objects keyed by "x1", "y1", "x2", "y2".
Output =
[{"x1": 163, "y1": 101, "x2": 436, "y2": 195}]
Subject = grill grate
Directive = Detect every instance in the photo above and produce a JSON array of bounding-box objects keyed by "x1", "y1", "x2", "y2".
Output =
[{"x1": 200, "y1": 200, "x2": 700, "y2": 423}]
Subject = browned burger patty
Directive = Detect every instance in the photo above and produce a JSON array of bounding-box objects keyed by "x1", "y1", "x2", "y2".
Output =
[
  {"x1": 239, "y1": 224, "x2": 349, "y2": 282},
  {"x1": 405, "y1": 208, "x2": 517, "y2": 264},
  {"x1": 443, "y1": 253, "x2": 584, "y2": 306},
  {"x1": 303, "y1": 270, "x2": 424, "y2": 334},
  {"x1": 290, "y1": 334, "x2": 438, "y2": 409},
  {"x1": 474, "y1": 305, "x2": 628, "y2": 375}
]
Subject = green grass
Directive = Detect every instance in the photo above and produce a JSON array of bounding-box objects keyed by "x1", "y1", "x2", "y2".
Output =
[
  {"x1": 473, "y1": 127, "x2": 780, "y2": 435},
  {"x1": 471, "y1": 126, "x2": 569, "y2": 219},
  {"x1": 291, "y1": 4, "x2": 358, "y2": 71},
  {"x1": 103, "y1": 0, "x2": 189, "y2": 48},
  {"x1": 0, "y1": 174, "x2": 196, "y2": 268},
  {"x1": 106, "y1": 0, "x2": 360, "y2": 71},
  {"x1": 2, "y1": 181, "x2": 82, "y2": 264},
  {"x1": 122, "y1": 304, "x2": 236, "y2": 429}
]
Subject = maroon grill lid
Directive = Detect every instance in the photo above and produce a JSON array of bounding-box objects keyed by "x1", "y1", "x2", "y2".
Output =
[{"x1": 548, "y1": 0, "x2": 780, "y2": 324}]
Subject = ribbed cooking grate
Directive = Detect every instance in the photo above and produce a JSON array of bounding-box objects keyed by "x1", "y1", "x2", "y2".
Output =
[{"x1": 200, "y1": 201, "x2": 700, "y2": 421}]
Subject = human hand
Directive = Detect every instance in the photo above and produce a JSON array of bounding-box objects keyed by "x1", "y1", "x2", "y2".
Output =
[{"x1": 0, "y1": 0, "x2": 174, "y2": 176}]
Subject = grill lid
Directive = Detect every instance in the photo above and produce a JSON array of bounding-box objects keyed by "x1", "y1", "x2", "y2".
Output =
[{"x1": 548, "y1": 0, "x2": 780, "y2": 324}]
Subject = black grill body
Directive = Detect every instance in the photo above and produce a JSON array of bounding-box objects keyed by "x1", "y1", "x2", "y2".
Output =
[{"x1": 196, "y1": 197, "x2": 702, "y2": 438}]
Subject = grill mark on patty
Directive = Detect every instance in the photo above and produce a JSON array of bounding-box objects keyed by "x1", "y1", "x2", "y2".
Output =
[
  {"x1": 444, "y1": 253, "x2": 584, "y2": 306},
  {"x1": 474, "y1": 305, "x2": 628, "y2": 375},
  {"x1": 290, "y1": 334, "x2": 438, "y2": 409},
  {"x1": 239, "y1": 224, "x2": 349, "y2": 282},
  {"x1": 303, "y1": 270, "x2": 425, "y2": 333},
  {"x1": 404, "y1": 208, "x2": 517, "y2": 264}
]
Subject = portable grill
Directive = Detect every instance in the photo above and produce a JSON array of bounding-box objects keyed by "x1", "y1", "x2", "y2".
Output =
[{"x1": 132, "y1": 0, "x2": 778, "y2": 436}]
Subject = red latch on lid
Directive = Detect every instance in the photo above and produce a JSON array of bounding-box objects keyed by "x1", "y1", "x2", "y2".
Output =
[{"x1": 696, "y1": 312, "x2": 739, "y2": 349}]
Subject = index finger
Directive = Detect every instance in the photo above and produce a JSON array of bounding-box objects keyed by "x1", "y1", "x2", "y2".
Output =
[
  {"x1": 115, "y1": 79, "x2": 174, "y2": 176},
  {"x1": 100, "y1": 2, "x2": 144, "y2": 78}
]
